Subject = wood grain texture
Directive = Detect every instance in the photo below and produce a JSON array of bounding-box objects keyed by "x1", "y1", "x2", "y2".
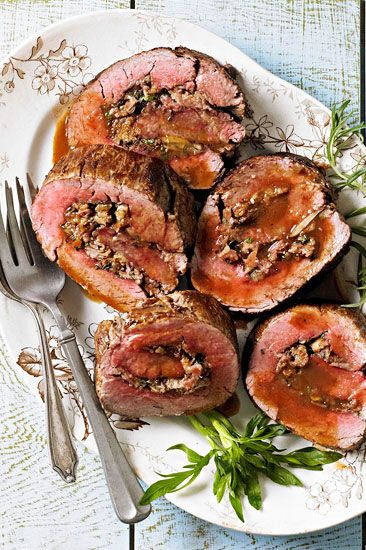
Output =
[
  {"x1": 0, "y1": 0, "x2": 130, "y2": 60},
  {"x1": 0, "y1": 335, "x2": 130, "y2": 550},
  {"x1": 0, "y1": 1, "x2": 362, "y2": 549}
]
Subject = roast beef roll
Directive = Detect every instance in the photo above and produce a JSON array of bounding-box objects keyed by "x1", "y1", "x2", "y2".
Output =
[
  {"x1": 191, "y1": 154, "x2": 351, "y2": 314},
  {"x1": 245, "y1": 304, "x2": 366, "y2": 450},
  {"x1": 95, "y1": 291, "x2": 240, "y2": 417},
  {"x1": 32, "y1": 145, "x2": 195, "y2": 311},
  {"x1": 66, "y1": 47, "x2": 246, "y2": 189}
]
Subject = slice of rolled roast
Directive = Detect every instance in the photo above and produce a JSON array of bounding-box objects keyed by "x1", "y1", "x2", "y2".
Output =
[
  {"x1": 95, "y1": 291, "x2": 240, "y2": 417},
  {"x1": 191, "y1": 154, "x2": 351, "y2": 313},
  {"x1": 66, "y1": 47, "x2": 246, "y2": 189},
  {"x1": 246, "y1": 304, "x2": 366, "y2": 450},
  {"x1": 31, "y1": 145, "x2": 195, "y2": 311}
]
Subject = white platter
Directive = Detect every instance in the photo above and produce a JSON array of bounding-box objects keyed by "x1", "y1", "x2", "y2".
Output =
[{"x1": 1, "y1": 9, "x2": 366, "y2": 535}]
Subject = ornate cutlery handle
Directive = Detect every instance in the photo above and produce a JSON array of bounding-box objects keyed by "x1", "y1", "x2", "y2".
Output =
[
  {"x1": 47, "y1": 302, "x2": 151, "y2": 523},
  {"x1": 31, "y1": 303, "x2": 78, "y2": 483}
]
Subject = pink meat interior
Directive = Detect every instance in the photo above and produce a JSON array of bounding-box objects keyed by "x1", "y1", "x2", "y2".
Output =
[
  {"x1": 66, "y1": 48, "x2": 245, "y2": 189},
  {"x1": 246, "y1": 306, "x2": 366, "y2": 449},
  {"x1": 32, "y1": 178, "x2": 182, "y2": 261},
  {"x1": 192, "y1": 157, "x2": 350, "y2": 311},
  {"x1": 98, "y1": 318, "x2": 239, "y2": 417}
]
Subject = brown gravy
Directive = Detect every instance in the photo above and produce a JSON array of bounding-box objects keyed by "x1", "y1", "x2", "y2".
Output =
[{"x1": 53, "y1": 109, "x2": 70, "y2": 164}]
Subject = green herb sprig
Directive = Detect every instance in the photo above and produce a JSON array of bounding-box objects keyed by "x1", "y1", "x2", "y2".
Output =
[
  {"x1": 325, "y1": 100, "x2": 366, "y2": 307},
  {"x1": 343, "y1": 243, "x2": 366, "y2": 308},
  {"x1": 140, "y1": 411, "x2": 341, "y2": 522},
  {"x1": 326, "y1": 100, "x2": 366, "y2": 193}
]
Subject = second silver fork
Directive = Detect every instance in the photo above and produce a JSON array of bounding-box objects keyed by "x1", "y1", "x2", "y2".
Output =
[{"x1": 0, "y1": 182, "x2": 77, "y2": 483}]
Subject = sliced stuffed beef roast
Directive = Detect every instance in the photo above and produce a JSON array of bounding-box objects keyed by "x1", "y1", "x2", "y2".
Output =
[
  {"x1": 95, "y1": 290, "x2": 239, "y2": 417},
  {"x1": 32, "y1": 145, "x2": 195, "y2": 311},
  {"x1": 191, "y1": 154, "x2": 351, "y2": 313},
  {"x1": 245, "y1": 304, "x2": 366, "y2": 450},
  {"x1": 66, "y1": 47, "x2": 246, "y2": 189}
]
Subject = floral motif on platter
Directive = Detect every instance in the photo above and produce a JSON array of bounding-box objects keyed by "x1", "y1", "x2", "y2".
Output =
[{"x1": 0, "y1": 37, "x2": 93, "y2": 105}]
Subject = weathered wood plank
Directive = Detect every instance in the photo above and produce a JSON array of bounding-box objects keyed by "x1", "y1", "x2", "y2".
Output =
[
  {"x1": 0, "y1": 0, "x2": 129, "y2": 61},
  {"x1": 135, "y1": 494, "x2": 361, "y2": 550},
  {"x1": 0, "y1": 335, "x2": 130, "y2": 550}
]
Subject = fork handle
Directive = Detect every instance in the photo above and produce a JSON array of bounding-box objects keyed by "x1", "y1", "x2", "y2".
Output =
[
  {"x1": 30, "y1": 304, "x2": 78, "y2": 483},
  {"x1": 48, "y1": 307, "x2": 150, "y2": 523}
]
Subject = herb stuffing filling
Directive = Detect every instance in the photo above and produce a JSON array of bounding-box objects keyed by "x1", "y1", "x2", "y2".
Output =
[
  {"x1": 115, "y1": 343, "x2": 210, "y2": 395},
  {"x1": 216, "y1": 186, "x2": 320, "y2": 281},
  {"x1": 276, "y1": 335, "x2": 360, "y2": 413},
  {"x1": 101, "y1": 76, "x2": 225, "y2": 160},
  {"x1": 62, "y1": 201, "x2": 178, "y2": 294}
]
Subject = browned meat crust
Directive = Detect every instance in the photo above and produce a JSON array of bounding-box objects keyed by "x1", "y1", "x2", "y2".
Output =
[
  {"x1": 95, "y1": 290, "x2": 239, "y2": 417},
  {"x1": 44, "y1": 145, "x2": 195, "y2": 248},
  {"x1": 120, "y1": 290, "x2": 239, "y2": 350},
  {"x1": 173, "y1": 46, "x2": 246, "y2": 118},
  {"x1": 32, "y1": 145, "x2": 196, "y2": 310}
]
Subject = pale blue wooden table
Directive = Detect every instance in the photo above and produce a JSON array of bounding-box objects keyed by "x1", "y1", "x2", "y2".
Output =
[{"x1": 0, "y1": 1, "x2": 363, "y2": 548}]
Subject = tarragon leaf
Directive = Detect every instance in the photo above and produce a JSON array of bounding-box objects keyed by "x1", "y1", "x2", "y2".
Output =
[
  {"x1": 241, "y1": 454, "x2": 266, "y2": 471},
  {"x1": 245, "y1": 470, "x2": 262, "y2": 510},
  {"x1": 282, "y1": 447, "x2": 342, "y2": 467},
  {"x1": 167, "y1": 443, "x2": 204, "y2": 464},
  {"x1": 265, "y1": 463, "x2": 303, "y2": 487},
  {"x1": 229, "y1": 491, "x2": 244, "y2": 523},
  {"x1": 346, "y1": 206, "x2": 366, "y2": 219},
  {"x1": 213, "y1": 469, "x2": 227, "y2": 503},
  {"x1": 140, "y1": 470, "x2": 193, "y2": 505}
]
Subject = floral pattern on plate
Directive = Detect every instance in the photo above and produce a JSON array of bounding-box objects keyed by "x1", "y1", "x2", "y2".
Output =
[{"x1": 1, "y1": 36, "x2": 93, "y2": 105}]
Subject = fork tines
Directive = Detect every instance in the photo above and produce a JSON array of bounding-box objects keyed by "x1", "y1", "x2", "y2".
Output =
[
  {"x1": 16, "y1": 177, "x2": 44, "y2": 264},
  {"x1": 0, "y1": 177, "x2": 42, "y2": 269},
  {"x1": 4, "y1": 181, "x2": 31, "y2": 267}
]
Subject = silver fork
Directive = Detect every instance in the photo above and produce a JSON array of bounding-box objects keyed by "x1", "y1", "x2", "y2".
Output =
[
  {"x1": 0, "y1": 177, "x2": 151, "y2": 524},
  {"x1": 0, "y1": 256, "x2": 77, "y2": 483}
]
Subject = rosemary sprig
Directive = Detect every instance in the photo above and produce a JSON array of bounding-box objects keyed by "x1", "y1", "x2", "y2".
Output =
[
  {"x1": 343, "y1": 244, "x2": 366, "y2": 308},
  {"x1": 345, "y1": 206, "x2": 366, "y2": 220},
  {"x1": 326, "y1": 100, "x2": 366, "y2": 193},
  {"x1": 140, "y1": 411, "x2": 341, "y2": 522},
  {"x1": 325, "y1": 100, "x2": 366, "y2": 308}
]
